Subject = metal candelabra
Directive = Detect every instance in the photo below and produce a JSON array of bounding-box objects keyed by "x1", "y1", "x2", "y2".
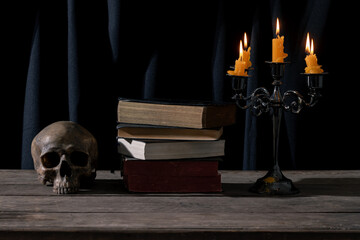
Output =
[{"x1": 229, "y1": 61, "x2": 327, "y2": 195}]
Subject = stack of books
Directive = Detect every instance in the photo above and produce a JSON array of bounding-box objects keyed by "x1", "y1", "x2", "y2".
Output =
[{"x1": 116, "y1": 98, "x2": 236, "y2": 193}]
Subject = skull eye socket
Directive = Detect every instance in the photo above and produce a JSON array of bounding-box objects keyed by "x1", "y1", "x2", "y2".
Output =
[
  {"x1": 41, "y1": 152, "x2": 60, "y2": 168},
  {"x1": 70, "y1": 151, "x2": 89, "y2": 167}
]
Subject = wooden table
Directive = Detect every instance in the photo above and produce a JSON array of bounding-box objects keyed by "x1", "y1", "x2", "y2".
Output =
[{"x1": 1, "y1": 170, "x2": 360, "y2": 240}]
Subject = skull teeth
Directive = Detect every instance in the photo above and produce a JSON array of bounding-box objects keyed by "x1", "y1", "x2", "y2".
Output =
[{"x1": 53, "y1": 187, "x2": 79, "y2": 194}]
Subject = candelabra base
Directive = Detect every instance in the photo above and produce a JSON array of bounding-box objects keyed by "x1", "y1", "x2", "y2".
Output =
[{"x1": 249, "y1": 165, "x2": 299, "y2": 195}]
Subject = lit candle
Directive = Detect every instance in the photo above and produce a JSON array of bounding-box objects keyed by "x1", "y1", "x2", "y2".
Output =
[
  {"x1": 227, "y1": 40, "x2": 247, "y2": 76},
  {"x1": 227, "y1": 33, "x2": 251, "y2": 76},
  {"x1": 304, "y1": 32, "x2": 324, "y2": 74},
  {"x1": 272, "y1": 18, "x2": 288, "y2": 62},
  {"x1": 243, "y1": 33, "x2": 252, "y2": 69}
]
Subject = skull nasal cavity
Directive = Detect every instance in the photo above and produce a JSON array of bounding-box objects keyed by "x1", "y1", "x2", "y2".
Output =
[{"x1": 60, "y1": 161, "x2": 72, "y2": 177}]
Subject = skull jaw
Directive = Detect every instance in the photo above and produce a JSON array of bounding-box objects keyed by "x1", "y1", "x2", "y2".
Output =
[
  {"x1": 53, "y1": 175, "x2": 80, "y2": 194},
  {"x1": 54, "y1": 186, "x2": 79, "y2": 194},
  {"x1": 52, "y1": 171, "x2": 95, "y2": 194}
]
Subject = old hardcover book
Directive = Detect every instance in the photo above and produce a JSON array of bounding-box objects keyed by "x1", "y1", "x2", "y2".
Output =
[
  {"x1": 122, "y1": 157, "x2": 220, "y2": 177},
  {"x1": 117, "y1": 98, "x2": 236, "y2": 129},
  {"x1": 123, "y1": 174, "x2": 222, "y2": 193},
  {"x1": 117, "y1": 124, "x2": 223, "y2": 141},
  {"x1": 117, "y1": 138, "x2": 225, "y2": 160}
]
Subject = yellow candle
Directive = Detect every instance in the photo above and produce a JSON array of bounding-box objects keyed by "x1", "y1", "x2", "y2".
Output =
[
  {"x1": 228, "y1": 33, "x2": 251, "y2": 76},
  {"x1": 272, "y1": 18, "x2": 288, "y2": 62},
  {"x1": 233, "y1": 58, "x2": 247, "y2": 76},
  {"x1": 304, "y1": 33, "x2": 324, "y2": 74},
  {"x1": 243, "y1": 32, "x2": 252, "y2": 69},
  {"x1": 227, "y1": 40, "x2": 248, "y2": 76}
]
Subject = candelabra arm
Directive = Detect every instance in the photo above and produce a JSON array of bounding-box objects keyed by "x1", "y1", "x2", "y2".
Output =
[
  {"x1": 252, "y1": 87, "x2": 271, "y2": 97},
  {"x1": 233, "y1": 87, "x2": 271, "y2": 115},
  {"x1": 233, "y1": 94, "x2": 252, "y2": 110},
  {"x1": 249, "y1": 87, "x2": 271, "y2": 116},
  {"x1": 283, "y1": 89, "x2": 322, "y2": 114},
  {"x1": 306, "y1": 89, "x2": 321, "y2": 107},
  {"x1": 283, "y1": 90, "x2": 305, "y2": 114}
]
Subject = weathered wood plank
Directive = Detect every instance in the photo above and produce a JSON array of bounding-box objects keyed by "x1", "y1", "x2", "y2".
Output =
[
  {"x1": 1, "y1": 170, "x2": 360, "y2": 196},
  {"x1": 1, "y1": 195, "x2": 360, "y2": 213},
  {"x1": 220, "y1": 170, "x2": 360, "y2": 183},
  {"x1": 1, "y1": 169, "x2": 359, "y2": 184},
  {"x1": 0, "y1": 212, "x2": 360, "y2": 231},
  {"x1": 1, "y1": 180, "x2": 360, "y2": 197},
  {"x1": 0, "y1": 170, "x2": 122, "y2": 185}
]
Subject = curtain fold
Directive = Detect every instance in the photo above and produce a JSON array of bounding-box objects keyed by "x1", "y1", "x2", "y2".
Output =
[
  {"x1": 21, "y1": 12, "x2": 41, "y2": 170},
  {"x1": 107, "y1": 0, "x2": 121, "y2": 63},
  {"x1": 2, "y1": 0, "x2": 355, "y2": 170},
  {"x1": 211, "y1": 0, "x2": 225, "y2": 103},
  {"x1": 67, "y1": 0, "x2": 80, "y2": 122}
]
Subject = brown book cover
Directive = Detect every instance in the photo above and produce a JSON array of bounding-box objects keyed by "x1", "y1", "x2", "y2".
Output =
[
  {"x1": 123, "y1": 174, "x2": 222, "y2": 193},
  {"x1": 117, "y1": 98, "x2": 236, "y2": 129},
  {"x1": 117, "y1": 124, "x2": 223, "y2": 141},
  {"x1": 122, "y1": 157, "x2": 220, "y2": 177}
]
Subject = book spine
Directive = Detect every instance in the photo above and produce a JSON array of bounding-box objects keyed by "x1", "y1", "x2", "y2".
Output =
[
  {"x1": 123, "y1": 160, "x2": 219, "y2": 176},
  {"x1": 117, "y1": 99, "x2": 236, "y2": 129},
  {"x1": 123, "y1": 174, "x2": 222, "y2": 193},
  {"x1": 118, "y1": 101, "x2": 204, "y2": 129},
  {"x1": 117, "y1": 125, "x2": 223, "y2": 141}
]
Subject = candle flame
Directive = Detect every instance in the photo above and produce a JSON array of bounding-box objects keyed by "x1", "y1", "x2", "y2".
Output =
[
  {"x1": 244, "y1": 32, "x2": 248, "y2": 49},
  {"x1": 239, "y1": 40, "x2": 243, "y2": 61},
  {"x1": 276, "y1": 18, "x2": 280, "y2": 35},
  {"x1": 305, "y1": 32, "x2": 311, "y2": 54},
  {"x1": 311, "y1": 39, "x2": 314, "y2": 55}
]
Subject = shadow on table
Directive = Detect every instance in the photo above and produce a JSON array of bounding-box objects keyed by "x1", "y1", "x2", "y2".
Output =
[
  {"x1": 294, "y1": 177, "x2": 360, "y2": 197},
  {"x1": 78, "y1": 177, "x2": 360, "y2": 197},
  {"x1": 79, "y1": 180, "x2": 127, "y2": 194},
  {"x1": 222, "y1": 177, "x2": 360, "y2": 197}
]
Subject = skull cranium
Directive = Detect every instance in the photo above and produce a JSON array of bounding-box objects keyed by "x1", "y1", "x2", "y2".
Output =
[{"x1": 31, "y1": 121, "x2": 98, "y2": 194}]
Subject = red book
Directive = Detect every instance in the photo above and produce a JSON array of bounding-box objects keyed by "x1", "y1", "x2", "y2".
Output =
[
  {"x1": 121, "y1": 157, "x2": 222, "y2": 193},
  {"x1": 122, "y1": 158, "x2": 220, "y2": 177},
  {"x1": 123, "y1": 174, "x2": 222, "y2": 193}
]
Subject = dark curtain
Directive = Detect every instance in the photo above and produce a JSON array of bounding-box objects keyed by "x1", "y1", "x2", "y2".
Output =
[{"x1": 2, "y1": 0, "x2": 358, "y2": 170}]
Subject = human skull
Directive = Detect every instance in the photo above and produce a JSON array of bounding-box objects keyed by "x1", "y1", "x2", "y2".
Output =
[{"x1": 31, "y1": 121, "x2": 98, "y2": 194}]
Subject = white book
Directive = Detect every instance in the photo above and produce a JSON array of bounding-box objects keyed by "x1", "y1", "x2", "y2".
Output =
[{"x1": 117, "y1": 138, "x2": 225, "y2": 160}]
